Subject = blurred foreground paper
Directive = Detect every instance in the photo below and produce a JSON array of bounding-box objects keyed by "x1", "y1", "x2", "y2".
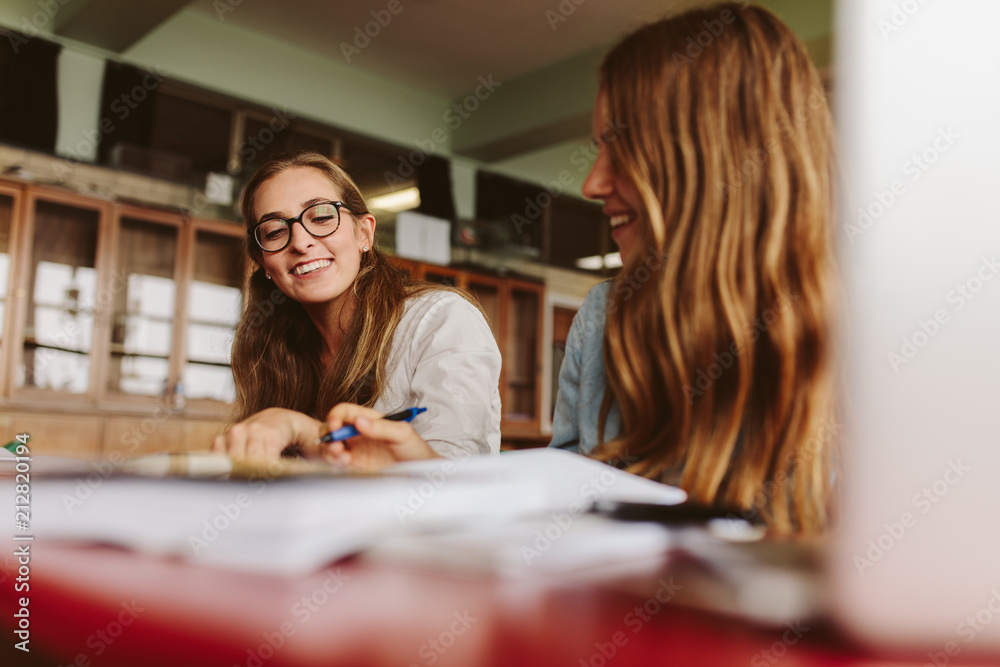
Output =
[{"x1": 2, "y1": 449, "x2": 684, "y2": 577}]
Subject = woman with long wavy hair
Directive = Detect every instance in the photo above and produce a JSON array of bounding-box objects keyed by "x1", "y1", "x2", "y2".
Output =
[
  {"x1": 551, "y1": 3, "x2": 837, "y2": 534},
  {"x1": 212, "y1": 152, "x2": 501, "y2": 466}
]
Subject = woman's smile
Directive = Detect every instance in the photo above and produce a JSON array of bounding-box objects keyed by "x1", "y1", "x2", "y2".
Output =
[{"x1": 291, "y1": 258, "x2": 333, "y2": 276}]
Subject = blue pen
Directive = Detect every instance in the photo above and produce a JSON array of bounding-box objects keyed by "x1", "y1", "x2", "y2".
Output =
[{"x1": 316, "y1": 407, "x2": 427, "y2": 444}]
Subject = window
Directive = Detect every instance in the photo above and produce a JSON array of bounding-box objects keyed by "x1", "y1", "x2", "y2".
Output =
[
  {"x1": 238, "y1": 112, "x2": 334, "y2": 177},
  {"x1": 341, "y1": 139, "x2": 409, "y2": 200},
  {"x1": 475, "y1": 170, "x2": 614, "y2": 274},
  {"x1": 0, "y1": 29, "x2": 60, "y2": 153},
  {"x1": 505, "y1": 281, "x2": 543, "y2": 425},
  {"x1": 0, "y1": 181, "x2": 244, "y2": 415},
  {"x1": 19, "y1": 199, "x2": 102, "y2": 394},
  {"x1": 107, "y1": 214, "x2": 180, "y2": 397},
  {"x1": 148, "y1": 92, "x2": 231, "y2": 184},
  {"x1": 341, "y1": 137, "x2": 420, "y2": 253},
  {"x1": 0, "y1": 192, "x2": 14, "y2": 350},
  {"x1": 476, "y1": 171, "x2": 545, "y2": 256},
  {"x1": 184, "y1": 227, "x2": 243, "y2": 404},
  {"x1": 98, "y1": 64, "x2": 233, "y2": 186},
  {"x1": 548, "y1": 195, "x2": 613, "y2": 273}
]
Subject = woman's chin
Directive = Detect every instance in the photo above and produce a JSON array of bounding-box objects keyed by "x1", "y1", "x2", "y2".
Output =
[{"x1": 612, "y1": 222, "x2": 640, "y2": 264}]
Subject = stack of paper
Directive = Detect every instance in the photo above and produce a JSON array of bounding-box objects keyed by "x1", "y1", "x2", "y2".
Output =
[{"x1": 1, "y1": 449, "x2": 685, "y2": 576}]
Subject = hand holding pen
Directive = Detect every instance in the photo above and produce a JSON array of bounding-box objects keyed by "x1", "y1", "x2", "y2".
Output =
[
  {"x1": 319, "y1": 404, "x2": 440, "y2": 469},
  {"x1": 316, "y1": 407, "x2": 426, "y2": 444},
  {"x1": 213, "y1": 404, "x2": 435, "y2": 466}
]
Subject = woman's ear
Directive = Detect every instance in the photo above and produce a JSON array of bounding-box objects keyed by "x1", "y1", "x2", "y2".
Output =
[{"x1": 357, "y1": 213, "x2": 376, "y2": 250}]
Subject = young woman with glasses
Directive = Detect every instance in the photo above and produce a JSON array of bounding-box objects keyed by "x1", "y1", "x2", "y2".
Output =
[
  {"x1": 211, "y1": 152, "x2": 501, "y2": 466},
  {"x1": 551, "y1": 4, "x2": 838, "y2": 534}
]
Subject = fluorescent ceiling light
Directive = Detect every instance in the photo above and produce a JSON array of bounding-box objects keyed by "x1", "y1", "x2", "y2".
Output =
[
  {"x1": 369, "y1": 187, "x2": 420, "y2": 212},
  {"x1": 575, "y1": 252, "x2": 623, "y2": 270}
]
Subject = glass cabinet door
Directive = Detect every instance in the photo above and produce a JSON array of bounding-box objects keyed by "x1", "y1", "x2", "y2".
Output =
[
  {"x1": 550, "y1": 305, "x2": 578, "y2": 420},
  {"x1": 184, "y1": 228, "x2": 243, "y2": 403},
  {"x1": 18, "y1": 200, "x2": 101, "y2": 393},
  {"x1": 504, "y1": 281, "x2": 544, "y2": 429},
  {"x1": 0, "y1": 193, "x2": 14, "y2": 353},
  {"x1": 465, "y1": 275, "x2": 502, "y2": 341},
  {"x1": 107, "y1": 217, "x2": 179, "y2": 397}
]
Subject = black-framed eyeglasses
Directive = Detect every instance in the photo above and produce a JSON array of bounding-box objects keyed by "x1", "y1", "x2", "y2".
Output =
[{"x1": 250, "y1": 201, "x2": 351, "y2": 252}]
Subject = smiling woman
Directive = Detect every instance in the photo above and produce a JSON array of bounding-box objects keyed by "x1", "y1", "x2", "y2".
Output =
[
  {"x1": 550, "y1": 3, "x2": 838, "y2": 535},
  {"x1": 211, "y1": 152, "x2": 502, "y2": 466}
]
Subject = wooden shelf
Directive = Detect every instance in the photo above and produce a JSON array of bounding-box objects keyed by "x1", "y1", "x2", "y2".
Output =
[{"x1": 0, "y1": 178, "x2": 242, "y2": 456}]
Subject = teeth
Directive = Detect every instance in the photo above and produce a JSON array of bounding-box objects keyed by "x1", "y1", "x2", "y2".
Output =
[
  {"x1": 609, "y1": 214, "x2": 633, "y2": 228},
  {"x1": 293, "y1": 259, "x2": 332, "y2": 275}
]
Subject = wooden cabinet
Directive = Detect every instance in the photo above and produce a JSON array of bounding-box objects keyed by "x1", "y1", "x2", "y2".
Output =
[
  {"x1": 105, "y1": 205, "x2": 184, "y2": 402},
  {"x1": 15, "y1": 188, "x2": 112, "y2": 403},
  {"x1": 502, "y1": 279, "x2": 544, "y2": 437},
  {"x1": 8, "y1": 413, "x2": 103, "y2": 457},
  {"x1": 465, "y1": 272, "x2": 503, "y2": 342},
  {"x1": 389, "y1": 258, "x2": 546, "y2": 441},
  {"x1": 0, "y1": 182, "x2": 25, "y2": 397},
  {"x1": 0, "y1": 178, "x2": 239, "y2": 457},
  {"x1": 182, "y1": 220, "x2": 244, "y2": 408}
]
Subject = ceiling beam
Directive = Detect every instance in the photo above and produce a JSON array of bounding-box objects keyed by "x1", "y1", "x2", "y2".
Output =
[
  {"x1": 54, "y1": 0, "x2": 194, "y2": 53},
  {"x1": 449, "y1": 47, "x2": 604, "y2": 164},
  {"x1": 449, "y1": 0, "x2": 833, "y2": 166}
]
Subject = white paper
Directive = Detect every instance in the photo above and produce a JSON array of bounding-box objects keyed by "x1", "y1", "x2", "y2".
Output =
[{"x1": 2, "y1": 449, "x2": 685, "y2": 577}]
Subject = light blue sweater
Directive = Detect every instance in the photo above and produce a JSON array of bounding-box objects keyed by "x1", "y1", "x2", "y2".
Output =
[{"x1": 549, "y1": 281, "x2": 622, "y2": 454}]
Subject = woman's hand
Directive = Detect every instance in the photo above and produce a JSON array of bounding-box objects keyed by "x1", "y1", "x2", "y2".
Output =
[
  {"x1": 211, "y1": 408, "x2": 324, "y2": 461},
  {"x1": 321, "y1": 403, "x2": 441, "y2": 470}
]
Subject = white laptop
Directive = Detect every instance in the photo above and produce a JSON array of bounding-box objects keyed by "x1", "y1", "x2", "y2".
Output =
[{"x1": 831, "y1": 0, "x2": 1000, "y2": 656}]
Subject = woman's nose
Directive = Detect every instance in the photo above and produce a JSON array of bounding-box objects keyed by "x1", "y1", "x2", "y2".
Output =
[{"x1": 582, "y1": 149, "x2": 614, "y2": 201}]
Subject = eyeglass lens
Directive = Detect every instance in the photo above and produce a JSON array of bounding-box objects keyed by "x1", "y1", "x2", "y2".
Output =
[{"x1": 255, "y1": 202, "x2": 341, "y2": 251}]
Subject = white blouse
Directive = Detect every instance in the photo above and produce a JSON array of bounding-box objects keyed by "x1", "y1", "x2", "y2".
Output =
[{"x1": 372, "y1": 290, "x2": 502, "y2": 458}]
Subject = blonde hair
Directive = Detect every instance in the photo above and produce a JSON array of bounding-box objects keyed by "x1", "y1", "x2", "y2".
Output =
[
  {"x1": 231, "y1": 152, "x2": 448, "y2": 421},
  {"x1": 594, "y1": 4, "x2": 837, "y2": 534}
]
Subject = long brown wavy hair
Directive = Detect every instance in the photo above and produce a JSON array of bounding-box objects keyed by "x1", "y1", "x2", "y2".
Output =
[
  {"x1": 593, "y1": 4, "x2": 838, "y2": 534},
  {"x1": 231, "y1": 152, "x2": 444, "y2": 422}
]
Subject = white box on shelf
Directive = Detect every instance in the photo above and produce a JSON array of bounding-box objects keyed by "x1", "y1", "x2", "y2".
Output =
[{"x1": 395, "y1": 211, "x2": 451, "y2": 265}]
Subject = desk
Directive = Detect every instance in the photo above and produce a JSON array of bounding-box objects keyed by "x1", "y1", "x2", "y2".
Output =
[{"x1": 0, "y1": 542, "x2": 958, "y2": 667}]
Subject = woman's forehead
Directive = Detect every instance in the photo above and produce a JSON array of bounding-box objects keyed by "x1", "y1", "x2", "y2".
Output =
[{"x1": 255, "y1": 167, "x2": 343, "y2": 214}]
